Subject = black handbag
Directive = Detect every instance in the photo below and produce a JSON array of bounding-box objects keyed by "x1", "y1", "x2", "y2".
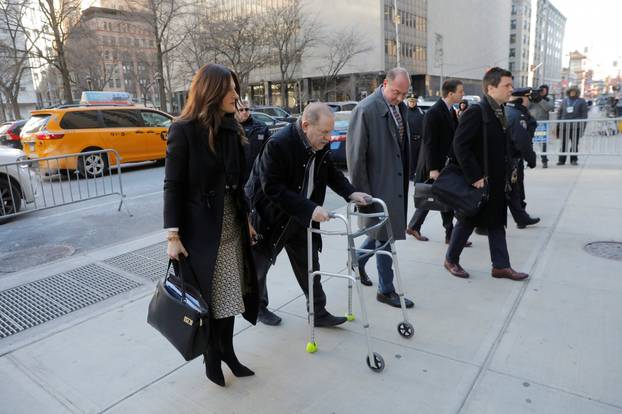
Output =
[
  {"x1": 431, "y1": 104, "x2": 490, "y2": 217},
  {"x1": 414, "y1": 179, "x2": 449, "y2": 211},
  {"x1": 147, "y1": 258, "x2": 210, "y2": 361}
]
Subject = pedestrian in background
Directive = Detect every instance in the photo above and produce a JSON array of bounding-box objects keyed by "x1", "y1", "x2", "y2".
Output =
[
  {"x1": 444, "y1": 67, "x2": 529, "y2": 282},
  {"x1": 164, "y1": 63, "x2": 259, "y2": 387},
  {"x1": 407, "y1": 79, "x2": 472, "y2": 247},
  {"x1": 557, "y1": 86, "x2": 588, "y2": 166},
  {"x1": 457, "y1": 99, "x2": 469, "y2": 118},
  {"x1": 506, "y1": 87, "x2": 540, "y2": 229},
  {"x1": 528, "y1": 85, "x2": 554, "y2": 168},
  {"x1": 347, "y1": 67, "x2": 415, "y2": 308},
  {"x1": 236, "y1": 100, "x2": 271, "y2": 182},
  {"x1": 406, "y1": 95, "x2": 424, "y2": 180}
]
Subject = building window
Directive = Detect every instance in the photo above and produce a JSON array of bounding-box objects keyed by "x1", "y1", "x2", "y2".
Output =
[
  {"x1": 509, "y1": 62, "x2": 515, "y2": 72},
  {"x1": 509, "y1": 48, "x2": 516, "y2": 58},
  {"x1": 511, "y1": 19, "x2": 516, "y2": 30},
  {"x1": 510, "y1": 34, "x2": 516, "y2": 44}
]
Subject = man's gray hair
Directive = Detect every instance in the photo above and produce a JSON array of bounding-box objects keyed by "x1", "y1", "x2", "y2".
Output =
[
  {"x1": 302, "y1": 102, "x2": 334, "y2": 125},
  {"x1": 386, "y1": 67, "x2": 410, "y2": 83}
]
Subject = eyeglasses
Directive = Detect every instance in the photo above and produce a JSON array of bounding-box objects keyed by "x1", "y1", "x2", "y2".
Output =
[{"x1": 239, "y1": 108, "x2": 250, "y2": 112}]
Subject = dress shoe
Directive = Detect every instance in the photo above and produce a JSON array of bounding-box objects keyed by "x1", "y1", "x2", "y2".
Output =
[
  {"x1": 376, "y1": 291, "x2": 414, "y2": 308},
  {"x1": 352, "y1": 265, "x2": 373, "y2": 286},
  {"x1": 443, "y1": 259, "x2": 470, "y2": 278},
  {"x1": 491, "y1": 267, "x2": 529, "y2": 281},
  {"x1": 314, "y1": 311, "x2": 347, "y2": 327},
  {"x1": 542, "y1": 161, "x2": 548, "y2": 168},
  {"x1": 445, "y1": 238, "x2": 472, "y2": 247},
  {"x1": 258, "y1": 308, "x2": 282, "y2": 326},
  {"x1": 570, "y1": 160, "x2": 578, "y2": 166},
  {"x1": 556, "y1": 161, "x2": 565, "y2": 166},
  {"x1": 516, "y1": 217, "x2": 540, "y2": 229},
  {"x1": 406, "y1": 227, "x2": 429, "y2": 241},
  {"x1": 474, "y1": 227, "x2": 488, "y2": 236}
]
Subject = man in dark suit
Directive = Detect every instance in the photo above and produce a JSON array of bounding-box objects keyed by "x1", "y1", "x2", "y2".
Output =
[
  {"x1": 406, "y1": 95, "x2": 424, "y2": 180},
  {"x1": 407, "y1": 79, "x2": 472, "y2": 247},
  {"x1": 236, "y1": 99, "x2": 271, "y2": 182},
  {"x1": 443, "y1": 67, "x2": 528, "y2": 281},
  {"x1": 246, "y1": 103, "x2": 370, "y2": 326}
]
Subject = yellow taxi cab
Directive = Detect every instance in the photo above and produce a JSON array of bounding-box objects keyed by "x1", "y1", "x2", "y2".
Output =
[{"x1": 20, "y1": 93, "x2": 172, "y2": 177}]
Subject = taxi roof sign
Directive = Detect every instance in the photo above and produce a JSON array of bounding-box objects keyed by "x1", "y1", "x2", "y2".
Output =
[{"x1": 80, "y1": 91, "x2": 133, "y2": 105}]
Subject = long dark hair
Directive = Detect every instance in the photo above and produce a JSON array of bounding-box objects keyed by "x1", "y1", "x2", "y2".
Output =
[{"x1": 178, "y1": 63, "x2": 245, "y2": 151}]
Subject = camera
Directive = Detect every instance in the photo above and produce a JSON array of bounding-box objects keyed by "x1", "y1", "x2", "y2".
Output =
[{"x1": 529, "y1": 88, "x2": 543, "y2": 103}]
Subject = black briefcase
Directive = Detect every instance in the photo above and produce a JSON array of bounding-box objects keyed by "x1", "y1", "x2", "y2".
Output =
[
  {"x1": 147, "y1": 259, "x2": 209, "y2": 361},
  {"x1": 431, "y1": 163, "x2": 488, "y2": 217},
  {"x1": 414, "y1": 180, "x2": 449, "y2": 211}
]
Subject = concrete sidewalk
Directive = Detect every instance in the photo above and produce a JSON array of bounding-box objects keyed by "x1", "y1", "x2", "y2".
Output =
[{"x1": 1, "y1": 156, "x2": 621, "y2": 414}]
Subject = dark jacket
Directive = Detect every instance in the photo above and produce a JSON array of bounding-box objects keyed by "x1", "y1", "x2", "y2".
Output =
[
  {"x1": 241, "y1": 116, "x2": 271, "y2": 181},
  {"x1": 506, "y1": 101, "x2": 537, "y2": 168},
  {"x1": 558, "y1": 96, "x2": 588, "y2": 120},
  {"x1": 407, "y1": 106, "x2": 424, "y2": 179},
  {"x1": 163, "y1": 118, "x2": 259, "y2": 325},
  {"x1": 415, "y1": 98, "x2": 458, "y2": 183},
  {"x1": 245, "y1": 122, "x2": 355, "y2": 262},
  {"x1": 346, "y1": 86, "x2": 410, "y2": 240},
  {"x1": 452, "y1": 99, "x2": 512, "y2": 227}
]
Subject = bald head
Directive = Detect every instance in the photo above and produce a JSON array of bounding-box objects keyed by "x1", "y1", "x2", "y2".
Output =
[
  {"x1": 301, "y1": 102, "x2": 335, "y2": 151},
  {"x1": 383, "y1": 67, "x2": 410, "y2": 105}
]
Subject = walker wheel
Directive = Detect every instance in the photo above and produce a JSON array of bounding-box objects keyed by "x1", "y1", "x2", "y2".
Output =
[
  {"x1": 398, "y1": 321, "x2": 415, "y2": 338},
  {"x1": 366, "y1": 352, "x2": 385, "y2": 372},
  {"x1": 306, "y1": 342, "x2": 318, "y2": 353},
  {"x1": 346, "y1": 313, "x2": 356, "y2": 321}
]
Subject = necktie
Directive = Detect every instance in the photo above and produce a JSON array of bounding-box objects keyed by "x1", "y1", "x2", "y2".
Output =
[{"x1": 390, "y1": 105, "x2": 404, "y2": 146}]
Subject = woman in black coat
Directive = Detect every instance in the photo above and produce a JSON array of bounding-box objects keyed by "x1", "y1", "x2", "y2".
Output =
[{"x1": 164, "y1": 64, "x2": 259, "y2": 387}]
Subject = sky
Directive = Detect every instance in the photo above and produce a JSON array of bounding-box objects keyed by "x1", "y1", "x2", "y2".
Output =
[{"x1": 555, "y1": 0, "x2": 622, "y2": 77}]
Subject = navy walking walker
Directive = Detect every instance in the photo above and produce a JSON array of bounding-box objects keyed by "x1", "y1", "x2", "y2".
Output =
[{"x1": 305, "y1": 197, "x2": 415, "y2": 373}]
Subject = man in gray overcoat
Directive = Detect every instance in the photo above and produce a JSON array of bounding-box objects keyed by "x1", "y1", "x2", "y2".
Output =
[{"x1": 346, "y1": 68, "x2": 415, "y2": 308}]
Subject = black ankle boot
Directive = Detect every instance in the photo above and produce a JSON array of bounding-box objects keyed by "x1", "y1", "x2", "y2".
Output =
[
  {"x1": 203, "y1": 352, "x2": 225, "y2": 386},
  {"x1": 222, "y1": 351, "x2": 255, "y2": 377}
]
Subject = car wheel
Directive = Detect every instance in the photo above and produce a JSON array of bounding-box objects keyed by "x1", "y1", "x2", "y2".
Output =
[
  {"x1": 78, "y1": 150, "x2": 109, "y2": 178},
  {"x1": 0, "y1": 176, "x2": 22, "y2": 216}
]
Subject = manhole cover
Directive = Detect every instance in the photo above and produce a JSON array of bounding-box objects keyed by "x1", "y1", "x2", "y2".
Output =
[
  {"x1": 584, "y1": 242, "x2": 622, "y2": 262},
  {"x1": 0, "y1": 245, "x2": 76, "y2": 273}
]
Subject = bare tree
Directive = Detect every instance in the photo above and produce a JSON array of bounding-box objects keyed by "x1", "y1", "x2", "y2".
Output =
[
  {"x1": 316, "y1": 27, "x2": 371, "y2": 100},
  {"x1": 126, "y1": 0, "x2": 188, "y2": 112},
  {"x1": 201, "y1": 2, "x2": 271, "y2": 95},
  {"x1": 65, "y1": 22, "x2": 118, "y2": 92},
  {"x1": 0, "y1": 0, "x2": 37, "y2": 119},
  {"x1": 263, "y1": 0, "x2": 320, "y2": 109},
  {"x1": 27, "y1": 0, "x2": 82, "y2": 104}
]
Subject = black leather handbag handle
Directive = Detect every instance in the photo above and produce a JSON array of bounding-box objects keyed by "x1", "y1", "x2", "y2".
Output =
[{"x1": 167, "y1": 257, "x2": 188, "y2": 301}]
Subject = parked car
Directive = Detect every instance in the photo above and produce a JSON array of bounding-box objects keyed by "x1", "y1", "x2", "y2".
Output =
[
  {"x1": 0, "y1": 146, "x2": 37, "y2": 217},
  {"x1": 20, "y1": 105, "x2": 173, "y2": 177},
  {"x1": 329, "y1": 111, "x2": 351, "y2": 166},
  {"x1": 0, "y1": 120, "x2": 27, "y2": 149},
  {"x1": 326, "y1": 101, "x2": 358, "y2": 112},
  {"x1": 250, "y1": 111, "x2": 289, "y2": 133},
  {"x1": 416, "y1": 99, "x2": 437, "y2": 112},
  {"x1": 251, "y1": 105, "x2": 297, "y2": 123}
]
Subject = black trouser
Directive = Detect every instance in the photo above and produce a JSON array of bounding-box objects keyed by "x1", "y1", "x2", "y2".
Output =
[
  {"x1": 508, "y1": 162, "x2": 530, "y2": 224},
  {"x1": 445, "y1": 220, "x2": 511, "y2": 269},
  {"x1": 408, "y1": 208, "x2": 455, "y2": 239},
  {"x1": 253, "y1": 229, "x2": 327, "y2": 315},
  {"x1": 541, "y1": 142, "x2": 548, "y2": 163}
]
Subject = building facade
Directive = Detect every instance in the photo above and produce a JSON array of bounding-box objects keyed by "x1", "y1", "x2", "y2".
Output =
[
  {"x1": 509, "y1": 0, "x2": 531, "y2": 87},
  {"x1": 533, "y1": 0, "x2": 565, "y2": 94}
]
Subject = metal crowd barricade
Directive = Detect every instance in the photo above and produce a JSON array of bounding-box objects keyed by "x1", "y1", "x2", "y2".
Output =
[
  {"x1": 305, "y1": 197, "x2": 415, "y2": 373},
  {"x1": 533, "y1": 117, "x2": 622, "y2": 157},
  {"x1": 0, "y1": 149, "x2": 129, "y2": 220}
]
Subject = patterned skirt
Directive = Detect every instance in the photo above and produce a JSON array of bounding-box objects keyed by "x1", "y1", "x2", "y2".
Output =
[{"x1": 210, "y1": 194, "x2": 246, "y2": 319}]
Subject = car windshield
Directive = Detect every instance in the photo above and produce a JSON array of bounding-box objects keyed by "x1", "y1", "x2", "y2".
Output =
[{"x1": 22, "y1": 115, "x2": 51, "y2": 134}]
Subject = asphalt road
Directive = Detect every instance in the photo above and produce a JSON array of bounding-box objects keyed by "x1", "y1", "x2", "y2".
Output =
[{"x1": 0, "y1": 162, "x2": 347, "y2": 274}]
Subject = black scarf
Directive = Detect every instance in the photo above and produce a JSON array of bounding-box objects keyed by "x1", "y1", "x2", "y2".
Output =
[{"x1": 216, "y1": 114, "x2": 243, "y2": 188}]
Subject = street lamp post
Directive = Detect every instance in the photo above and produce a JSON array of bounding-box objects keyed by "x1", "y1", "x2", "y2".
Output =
[
  {"x1": 393, "y1": 0, "x2": 401, "y2": 67},
  {"x1": 154, "y1": 72, "x2": 164, "y2": 111}
]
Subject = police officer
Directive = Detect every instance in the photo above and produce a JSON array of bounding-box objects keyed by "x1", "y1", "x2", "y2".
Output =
[
  {"x1": 236, "y1": 100, "x2": 271, "y2": 182},
  {"x1": 406, "y1": 95, "x2": 424, "y2": 180},
  {"x1": 506, "y1": 87, "x2": 540, "y2": 229}
]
